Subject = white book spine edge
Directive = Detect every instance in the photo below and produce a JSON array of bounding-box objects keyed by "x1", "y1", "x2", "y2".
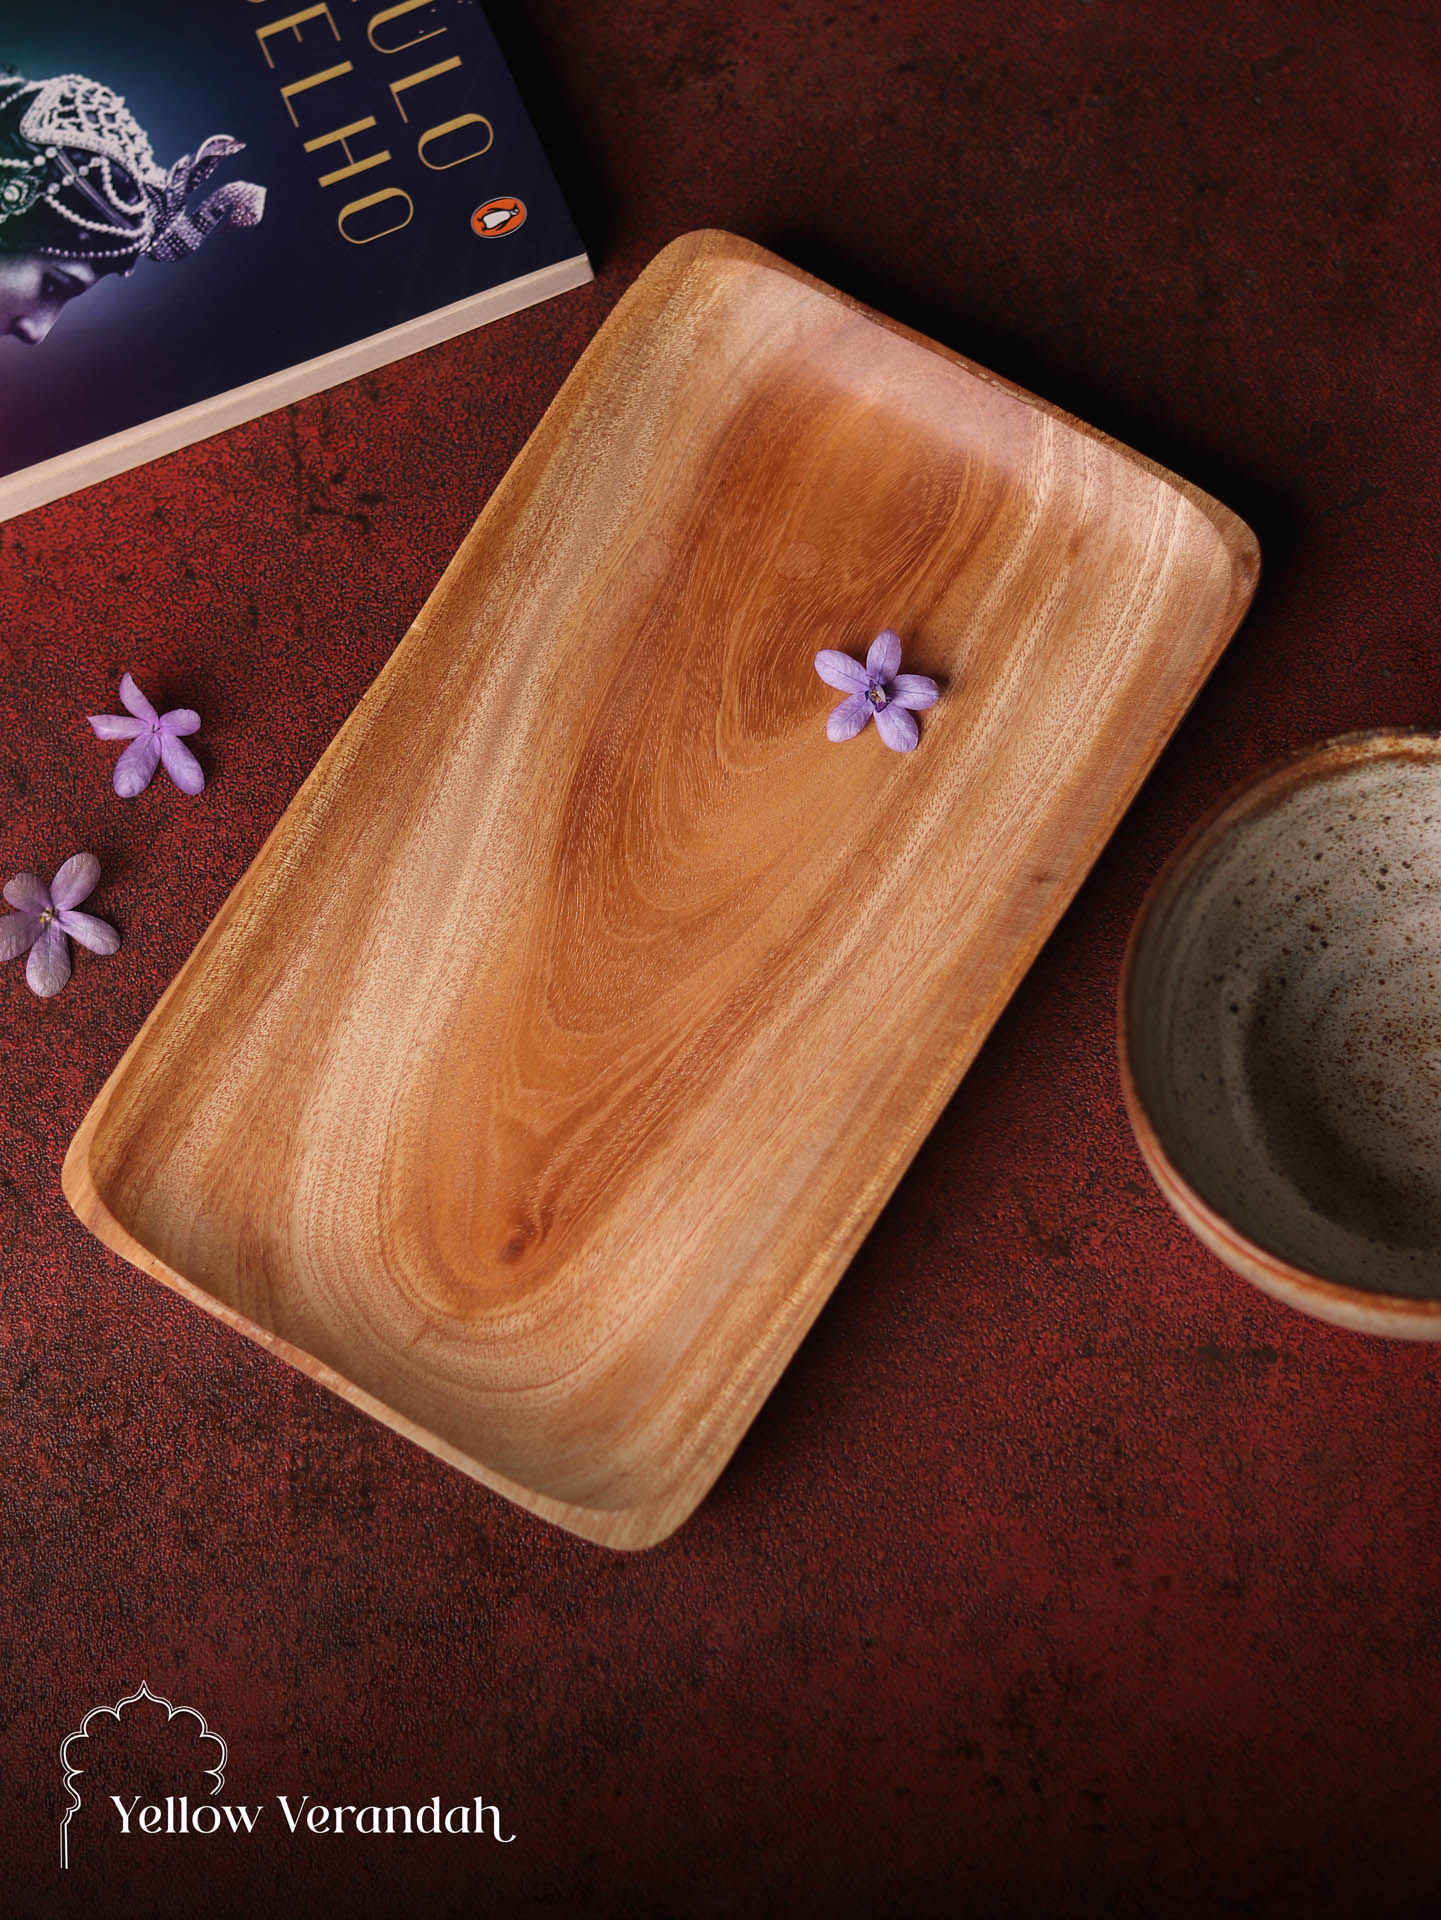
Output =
[{"x1": 0, "y1": 251, "x2": 594, "y2": 523}]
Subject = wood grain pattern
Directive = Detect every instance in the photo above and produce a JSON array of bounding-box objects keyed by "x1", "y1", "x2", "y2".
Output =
[{"x1": 63, "y1": 231, "x2": 1259, "y2": 1548}]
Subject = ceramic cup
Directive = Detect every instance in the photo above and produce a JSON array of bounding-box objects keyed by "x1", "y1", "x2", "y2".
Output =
[{"x1": 1120, "y1": 731, "x2": 1441, "y2": 1338}]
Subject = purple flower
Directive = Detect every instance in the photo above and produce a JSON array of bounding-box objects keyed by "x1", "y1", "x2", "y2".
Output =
[
  {"x1": 814, "y1": 630, "x2": 939, "y2": 752},
  {"x1": 89, "y1": 673, "x2": 204, "y2": 797},
  {"x1": 0, "y1": 854, "x2": 119, "y2": 998}
]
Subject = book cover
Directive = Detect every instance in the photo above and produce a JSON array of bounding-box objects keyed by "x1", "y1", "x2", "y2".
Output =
[{"x1": 0, "y1": 0, "x2": 591, "y2": 518}]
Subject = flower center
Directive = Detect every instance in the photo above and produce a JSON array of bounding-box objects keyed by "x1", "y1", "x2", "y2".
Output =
[
  {"x1": 38, "y1": 908, "x2": 53, "y2": 926},
  {"x1": 867, "y1": 683, "x2": 889, "y2": 709}
]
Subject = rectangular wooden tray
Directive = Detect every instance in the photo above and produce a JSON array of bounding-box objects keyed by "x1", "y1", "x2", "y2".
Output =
[{"x1": 63, "y1": 231, "x2": 1259, "y2": 1548}]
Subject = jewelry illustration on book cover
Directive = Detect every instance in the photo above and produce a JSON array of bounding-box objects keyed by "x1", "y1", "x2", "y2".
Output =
[{"x1": 0, "y1": 71, "x2": 265, "y2": 348}]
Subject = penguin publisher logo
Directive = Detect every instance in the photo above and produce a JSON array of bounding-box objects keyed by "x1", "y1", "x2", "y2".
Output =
[{"x1": 471, "y1": 197, "x2": 526, "y2": 237}]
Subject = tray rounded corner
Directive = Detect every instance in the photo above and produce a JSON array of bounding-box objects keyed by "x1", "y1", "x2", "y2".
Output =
[
  {"x1": 1184, "y1": 487, "x2": 1262, "y2": 621},
  {"x1": 526, "y1": 1485, "x2": 703, "y2": 1553},
  {"x1": 60, "y1": 1101, "x2": 114, "y2": 1245}
]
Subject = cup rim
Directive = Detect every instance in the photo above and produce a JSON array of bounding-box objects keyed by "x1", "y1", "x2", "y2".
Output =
[{"x1": 1118, "y1": 727, "x2": 1441, "y2": 1339}]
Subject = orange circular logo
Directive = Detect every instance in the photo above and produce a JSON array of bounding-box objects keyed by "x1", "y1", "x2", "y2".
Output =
[{"x1": 471, "y1": 198, "x2": 527, "y2": 238}]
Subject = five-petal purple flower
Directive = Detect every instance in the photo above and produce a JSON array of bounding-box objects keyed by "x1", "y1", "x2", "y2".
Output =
[
  {"x1": 0, "y1": 854, "x2": 119, "y2": 998},
  {"x1": 89, "y1": 673, "x2": 204, "y2": 797},
  {"x1": 814, "y1": 630, "x2": 939, "y2": 752}
]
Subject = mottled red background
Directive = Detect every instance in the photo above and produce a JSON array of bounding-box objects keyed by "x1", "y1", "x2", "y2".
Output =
[{"x1": 5, "y1": 2, "x2": 1441, "y2": 1914}]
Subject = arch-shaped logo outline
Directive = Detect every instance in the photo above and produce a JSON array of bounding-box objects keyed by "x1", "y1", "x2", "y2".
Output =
[
  {"x1": 471, "y1": 196, "x2": 527, "y2": 236},
  {"x1": 60, "y1": 1681, "x2": 227, "y2": 1870}
]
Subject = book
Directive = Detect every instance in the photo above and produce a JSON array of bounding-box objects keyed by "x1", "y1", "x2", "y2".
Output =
[{"x1": 0, "y1": 1, "x2": 591, "y2": 521}]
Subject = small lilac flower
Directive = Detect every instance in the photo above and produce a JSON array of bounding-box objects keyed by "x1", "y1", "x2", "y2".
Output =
[
  {"x1": 89, "y1": 673, "x2": 204, "y2": 797},
  {"x1": 814, "y1": 630, "x2": 939, "y2": 752},
  {"x1": 0, "y1": 854, "x2": 119, "y2": 998}
]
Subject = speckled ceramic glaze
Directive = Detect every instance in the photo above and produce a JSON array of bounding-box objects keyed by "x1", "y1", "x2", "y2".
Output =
[{"x1": 1121, "y1": 733, "x2": 1441, "y2": 1338}]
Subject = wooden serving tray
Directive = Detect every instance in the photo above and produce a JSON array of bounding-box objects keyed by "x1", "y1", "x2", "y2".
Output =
[{"x1": 64, "y1": 232, "x2": 1258, "y2": 1548}]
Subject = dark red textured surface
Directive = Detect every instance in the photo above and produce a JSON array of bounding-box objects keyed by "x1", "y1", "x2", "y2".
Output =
[{"x1": 5, "y1": 2, "x2": 1441, "y2": 1914}]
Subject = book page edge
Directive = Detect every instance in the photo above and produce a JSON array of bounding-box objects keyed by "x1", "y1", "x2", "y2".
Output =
[{"x1": 0, "y1": 252, "x2": 594, "y2": 522}]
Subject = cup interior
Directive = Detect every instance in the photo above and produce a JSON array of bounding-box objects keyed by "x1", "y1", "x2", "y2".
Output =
[{"x1": 1125, "y1": 737, "x2": 1441, "y2": 1309}]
